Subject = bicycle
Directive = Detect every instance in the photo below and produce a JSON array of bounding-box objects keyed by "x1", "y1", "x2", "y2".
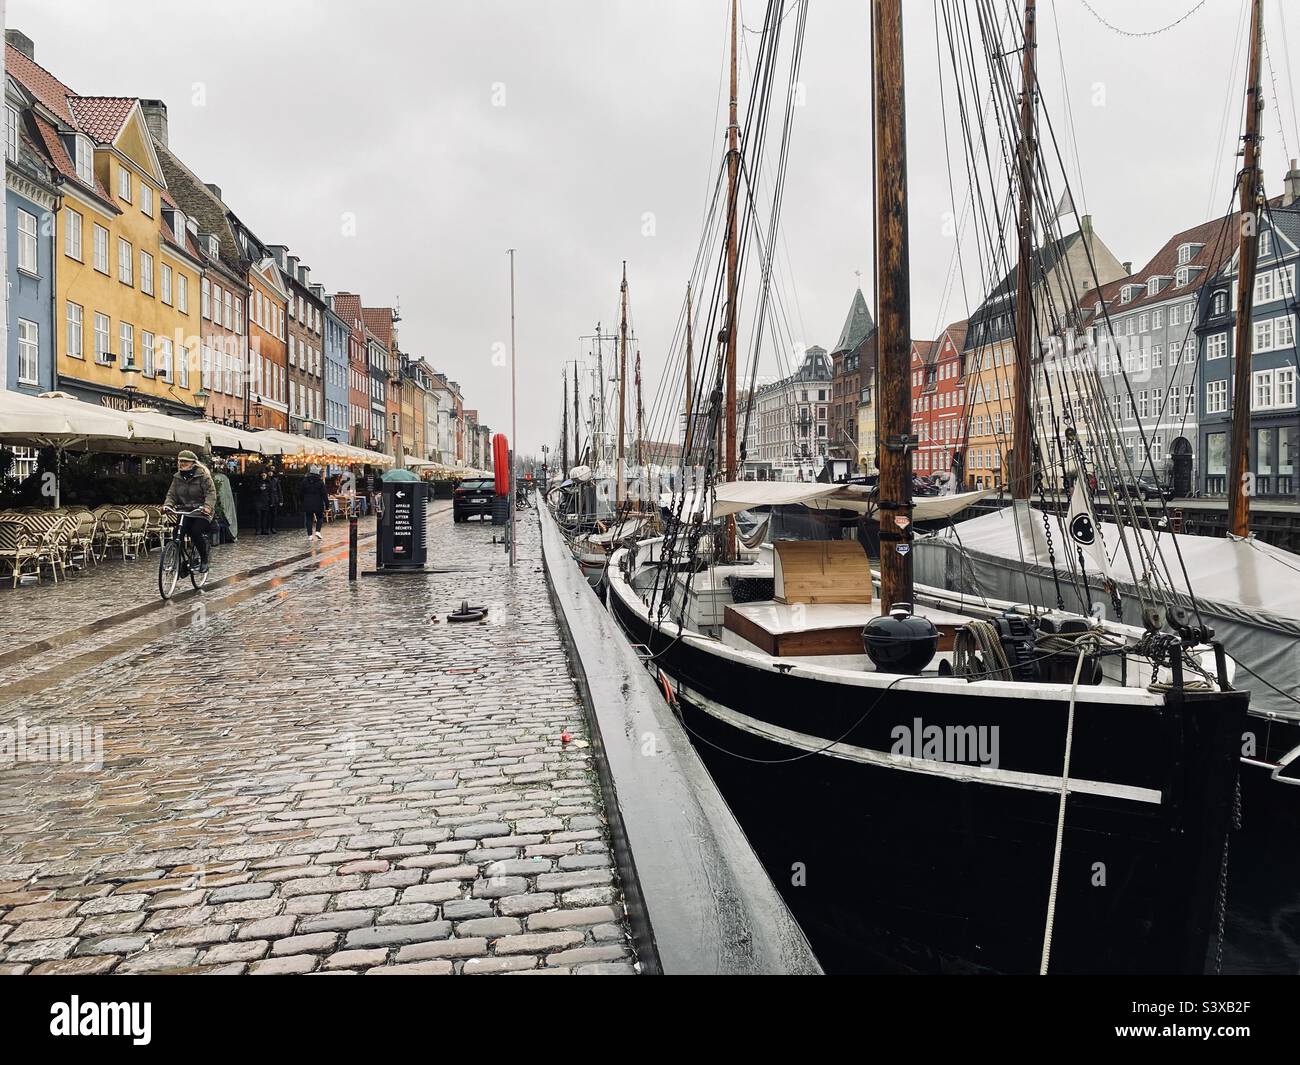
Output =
[{"x1": 159, "y1": 506, "x2": 215, "y2": 599}]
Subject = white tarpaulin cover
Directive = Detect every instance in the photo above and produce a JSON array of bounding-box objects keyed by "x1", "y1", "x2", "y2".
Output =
[
  {"x1": 709, "y1": 481, "x2": 987, "y2": 522},
  {"x1": 913, "y1": 505, "x2": 1300, "y2": 717}
]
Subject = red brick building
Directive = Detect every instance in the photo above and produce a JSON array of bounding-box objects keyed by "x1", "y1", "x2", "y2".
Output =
[{"x1": 913, "y1": 321, "x2": 967, "y2": 478}]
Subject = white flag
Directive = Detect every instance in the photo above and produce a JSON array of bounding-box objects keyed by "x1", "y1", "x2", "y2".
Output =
[{"x1": 1066, "y1": 477, "x2": 1110, "y2": 577}]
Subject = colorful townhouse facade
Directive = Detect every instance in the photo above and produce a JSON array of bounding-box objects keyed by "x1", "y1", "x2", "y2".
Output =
[
  {"x1": 322, "y1": 294, "x2": 350, "y2": 443},
  {"x1": 829, "y1": 287, "x2": 876, "y2": 466},
  {"x1": 912, "y1": 322, "x2": 966, "y2": 480}
]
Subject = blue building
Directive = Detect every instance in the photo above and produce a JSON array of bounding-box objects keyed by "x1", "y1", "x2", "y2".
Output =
[
  {"x1": 1196, "y1": 184, "x2": 1300, "y2": 500},
  {"x1": 322, "y1": 295, "x2": 350, "y2": 443},
  {"x1": 5, "y1": 74, "x2": 58, "y2": 397}
]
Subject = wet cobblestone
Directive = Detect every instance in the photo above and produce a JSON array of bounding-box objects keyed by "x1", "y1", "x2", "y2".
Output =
[{"x1": 0, "y1": 507, "x2": 635, "y2": 974}]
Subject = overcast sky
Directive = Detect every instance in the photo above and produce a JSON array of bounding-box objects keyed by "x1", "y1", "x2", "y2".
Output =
[{"x1": 13, "y1": 0, "x2": 1300, "y2": 451}]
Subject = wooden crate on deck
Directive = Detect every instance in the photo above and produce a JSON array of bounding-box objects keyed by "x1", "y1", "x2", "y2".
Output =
[{"x1": 773, "y1": 540, "x2": 873, "y2": 605}]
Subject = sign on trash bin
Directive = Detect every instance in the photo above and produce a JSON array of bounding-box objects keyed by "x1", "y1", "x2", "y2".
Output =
[{"x1": 378, "y1": 468, "x2": 428, "y2": 569}]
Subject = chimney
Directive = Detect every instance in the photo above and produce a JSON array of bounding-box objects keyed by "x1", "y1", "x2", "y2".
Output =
[
  {"x1": 205, "y1": 182, "x2": 223, "y2": 201},
  {"x1": 266, "y1": 244, "x2": 288, "y2": 270},
  {"x1": 299, "y1": 265, "x2": 311, "y2": 286},
  {"x1": 286, "y1": 253, "x2": 299, "y2": 279},
  {"x1": 1080, "y1": 213, "x2": 1093, "y2": 237},
  {"x1": 1122, "y1": 261, "x2": 1132, "y2": 274},
  {"x1": 5, "y1": 30, "x2": 35, "y2": 61},
  {"x1": 310, "y1": 283, "x2": 326, "y2": 301},
  {"x1": 1284, "y1": 159, "x2": 1300, "y2": 207},
  {"x1": 140, "y1": 99, "x2": 168, "y2": 147}
]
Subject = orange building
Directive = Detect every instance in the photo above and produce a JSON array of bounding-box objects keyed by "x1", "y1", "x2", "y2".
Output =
[{"x1": 248, "y1": 257, "x2": 289, "y2": 430}]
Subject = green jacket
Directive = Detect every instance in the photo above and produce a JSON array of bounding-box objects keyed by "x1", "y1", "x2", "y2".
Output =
[{"x1": 164, "y1": 463, "x2": 218, "y2": 513}]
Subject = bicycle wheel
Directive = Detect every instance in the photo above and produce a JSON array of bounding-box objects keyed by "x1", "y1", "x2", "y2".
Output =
[
  {"x1": 159, "y1": 541, "x2": 181, "y2": 599},
  {"x1": 190, "y1": 542, "x2": 213, "y2": 589}
]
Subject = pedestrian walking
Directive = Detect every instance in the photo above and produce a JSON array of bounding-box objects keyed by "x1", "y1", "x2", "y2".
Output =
[
  {"x1": 301, "y1": 465, "x2": 327, "y2": 540},
  {"x1": 267, "y1": 469, "x2": 283, "y2": 534},
  {"x1": 253, "y1": 470, "x2": 272, "y2": 535}
]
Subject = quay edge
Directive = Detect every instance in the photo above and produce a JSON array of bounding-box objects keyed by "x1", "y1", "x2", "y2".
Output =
[{"x1": 537, "y1": 503, "x2": 822, "y2": 975}]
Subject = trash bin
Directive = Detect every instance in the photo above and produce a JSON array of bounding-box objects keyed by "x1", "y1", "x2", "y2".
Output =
[{"x1": 377, "y1": 468, "x2": 429, "y2": 569}]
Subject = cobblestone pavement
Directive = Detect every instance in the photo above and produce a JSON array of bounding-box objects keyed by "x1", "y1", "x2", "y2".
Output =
[{"x1": 0, "y1": 506, "x2": 635, "y2": 974}]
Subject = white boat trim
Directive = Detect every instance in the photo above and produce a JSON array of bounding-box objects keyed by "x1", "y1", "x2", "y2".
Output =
[
  {"x1": 607, "y1": 544, "x2": 1163, "y2": 707},
  {"x1": 668, "y1": 674, "x2": 1165, "y2": 806}
]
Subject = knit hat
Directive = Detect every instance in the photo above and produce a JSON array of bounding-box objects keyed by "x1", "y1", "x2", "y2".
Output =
[{"x1": 178, "y1": 450, "x2": 199, "y2": 463}]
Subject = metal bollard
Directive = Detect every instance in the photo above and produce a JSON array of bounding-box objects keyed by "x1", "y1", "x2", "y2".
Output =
[{"x1": 349, "y1": 515, "x2": 358, "y2": 581}]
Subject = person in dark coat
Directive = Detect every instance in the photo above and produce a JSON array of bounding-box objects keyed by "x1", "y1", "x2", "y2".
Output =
[
  {"x1": 252, "y1": 470, "x2": 272, "y2": 535},
  {"x1": 163, "y1": 451, "x2": 217, "y2": 571},
  {"x1": 267, "y1": 469, "x2": 284, "y2": 534},
  {"x1": 301, "y1": 465, "x2": 327, "y2": 540}
]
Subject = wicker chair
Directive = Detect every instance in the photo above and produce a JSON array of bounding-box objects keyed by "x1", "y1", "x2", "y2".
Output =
[
  {"x1": 0, "y1": 519, "x2": 42, "y2": 587},
  {"x1": 10, "y1": 511, "x2": 67, "y2": 583},
  {"x1": 142, "y1": 505, "x2": 166, "y2": 552},
  {"x1": 67, "y1": 509, "x2": 99, "y2": 568},
  {"x1": 124, "y1": 507, "x2": 148, "y2": 558},
  {"x1": 99, "y1": 508, "x2": 132, "y2": 559}
]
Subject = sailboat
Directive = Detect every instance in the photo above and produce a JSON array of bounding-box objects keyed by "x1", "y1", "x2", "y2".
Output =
[
  {"x1": 912, "y1": 0, "x2": 1300, "y2": 804},
  {"x1": 604, "y1": 0, "x2": 1249, "y2": 973}
]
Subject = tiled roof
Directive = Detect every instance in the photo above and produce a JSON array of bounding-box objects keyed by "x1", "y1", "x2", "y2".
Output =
[
  {"x1": 68, "y1": 96, "x2": 136, "y2": 143},
  {"x1": 937, "y1": 320, "x2": 968, "y2": 355},
  {"x1": 31, "y1": 113, "x2": 113, "y2": 204},
  {"x1": 333, "y1": 293, "x2": 364, "y2": 330},
  {"x1": 362, "y1": 308, "x2": 395, "y2": 349},
  {"x1": 911, "y1": 340, "x2": 935, "y2": 366},
  {"x1": 5, "y1": 42, "x2": 77, "y2": 125},
  {"x1": 151, "y1": 137, "x2": 244, "y2": 274},
  {"x1": 1077, "y1": 212, "x2": 1241, "y2": 324}
]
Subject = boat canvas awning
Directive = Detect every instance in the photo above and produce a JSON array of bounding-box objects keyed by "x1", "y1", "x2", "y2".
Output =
[{"x1": 708, "y1": 481, "x2": 987, "y2": 522}]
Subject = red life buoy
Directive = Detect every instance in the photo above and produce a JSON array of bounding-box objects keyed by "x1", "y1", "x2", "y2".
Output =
[{"x1": 493, "y1": 434, "x2": 510, "y2": 496}]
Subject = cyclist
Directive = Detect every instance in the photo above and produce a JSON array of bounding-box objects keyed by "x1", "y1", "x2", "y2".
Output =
[{"x1": 163, "y1": 450, "x2": 217, "y2": 574}]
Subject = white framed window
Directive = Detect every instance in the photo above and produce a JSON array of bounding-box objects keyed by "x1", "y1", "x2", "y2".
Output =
[
  {"x1": 1185, "y1": 338, "x2": 1197, "y2": 363},
  {"x1": 1252, "y1": 369, "x2": 1274, "y2": 410},
  {"x1": 1278, "y1": 367, "x2": 1297, "y2": 408},
  {"x1": 117, "y1": 165, "x2": 131, "y2": 202},
  {"x1": 1170, "y1": 304, "x2": 1181, "y2": 326},
  {"x1": 66, "y1": 302, "x2": 84, "y2": 359},
  {"x1": 1277, "y1": 314, "x2": 1296, "y2": 349},
  {"x1": 1175, "y1": 266, "x2": 1190, "y2": 286},
  {"x1": 93, "y1": 224, "x2": 109, "y2": 273},
  {"x1": 1255, "y1": 270, "x2": 1276, "y2": 304},
  {"x1": 224, "y1": 290, "x2": 233, "y2": 329},
  {"x1": 1206, "y1": 379, "x2": 1228, "y2": 414},
  {"x1": 1185, "y1": 385, "x2": 1195, "y2": 414},
  {"x1": 1260, "y1": 231, "x2": 1272, "y2": 257},
  {"x1": 179, "y1": 342, "x2": 190, "y2": 388},
  {"x1": 1152, "y1": 344, "x2": 1163, "y2": 368},
  {"x1": 234, "y1": 298, "x2": 242, "y2": 334},
  {"x1": 289, "y1": 336, "x2": 296, "y2": 366},
  {"x1": 17, "y1": 319, "x2": 39, "y2": 384},
  {"x1": 1139, "y1": 312, "x2": 1149, "y2": 332},
  {"x1": 1212, "y1": 290, "x2": 1229, "y2": 315},
  {"x1": 142, "y1": 331, "x2": 155, "y2": 377},
  {"x1": 178, "y1": 273, "x2": 188, "y2": 313},
  {"x1": 1206, "y1": 333, "x2": 1228, "y2": 360},
  {"x1": 119, "y1": 322, "x2": 134, "y2": 368},
  {"x1": 140, "y1": 183, "x2": 153, "y2": 216},
  {"x1": 118, "y1": 238, "x2": 133, "y2": 284},
  {"x1": 1280, "y1": 265, "x2": 1297, "y2": 300},
  {"x1": 158, "y1": 337, "x2": 173, "y2": 382},
  {"x1": 1254, "y1": 319, "x2": 1274, "y2": 352},
  {"x1": 212, "y1": 282, "x2": 223, "y2": 320},
  {"x1": 139, "y1": 250, "x2": 154, "y2": 295},
  {"x1": 64, "y1": 207, "x2": 83, "y2": 260},
  {"x1": 160, "y1": 263, "x2": 173, "y2": 305},
  {"x1": 94, "y1": 313, "x2": 111, "y2": 363},
  {"x1": 202, "y1": 344, "x2": 212, "y2": 389},
  {"x1": 5, "y1": 104, "x2": 18, "y2": 161},
  {"x1": 208, "y1": 234, "x2": 219, "y2": 259},
  {"x1": 74, "y1": 135, "x2": 93, "y2": 185},
  {"x1": 1152, "y1": 308, "x2": 1163, "y2": 329},
  {"x1": 16, "y1": 209, "x2": 37, "y2": 273},
  {"x1": 202, "y1": 277, "x2": 211, "y2": 319}
]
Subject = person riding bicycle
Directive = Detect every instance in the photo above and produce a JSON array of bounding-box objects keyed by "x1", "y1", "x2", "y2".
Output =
[{"x1": 163, "y1": 450, "x2": 217, "y2": 573}]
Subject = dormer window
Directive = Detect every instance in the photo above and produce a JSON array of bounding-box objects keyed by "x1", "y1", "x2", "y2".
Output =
[
  {"x1": 1120, "y1": 284, "x2": 1141, "y2": 303},
  {"x1": 1212, "y1": 290, "x2": 1228, "y2": 316},
  {"x1": 1175, "y1": 265, "x2": 1201, "y2": 286},
  {"x1": 1147, "y1": 276, "x2": 1171, "y2": 297},
  {"x1": 208, "y1": 235, "x2": 220, "y2": 259},
  {"x1": 74, "y1": 134, "x2": 93, "y2": 185},
  {"x1": 1177, "y1": 243, "x2": 1202, "y2": 266},
  {"x1": 1259, "y1": 231, "x2": 1272, "y2": 257}
]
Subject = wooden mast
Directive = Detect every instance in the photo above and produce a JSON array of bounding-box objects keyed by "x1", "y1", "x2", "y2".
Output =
[
  {"x1": 1229, "y1": 0, "x2": 1264, "y2": 538},
  {"x1": 573, "y1": 362, "x2": 581, "y2": 466},
  {"x1": 561, "y1": 373, "x2": 569, "y2": 475},
  {"x1": 722, "y1": 0, "x2": 741, "y2": 557},
  {"x1": 617, "y1": 262, "x2": 628, "y2": 509},
  {"x1": 684, "y1": 282, "x2": 694, "y2": 465},
  {"x1": 595, "y1": 324, "x2": 604, "y2": 467},
  {"x1": 635, "y1": 349, "x2": 644, "y2": 469},
  {"x1": 1010, "y1": 0, "x2": 1037, "y2": 500},
  {"x1": 874, "y1": 0, "x2": 913, "y2": 613}
]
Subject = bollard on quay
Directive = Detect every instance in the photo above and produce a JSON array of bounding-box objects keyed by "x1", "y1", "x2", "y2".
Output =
[{"x1": 349, "y1": 514, "x2": 358, "y2": 581}]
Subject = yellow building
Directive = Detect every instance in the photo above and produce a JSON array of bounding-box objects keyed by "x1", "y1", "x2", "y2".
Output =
[
  {"x1": 961, "y1": 216, "x2": 1125, "y2": 490},
  {"x1": 46, "y1": 97, "x2": 205, "y2": 414}
]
